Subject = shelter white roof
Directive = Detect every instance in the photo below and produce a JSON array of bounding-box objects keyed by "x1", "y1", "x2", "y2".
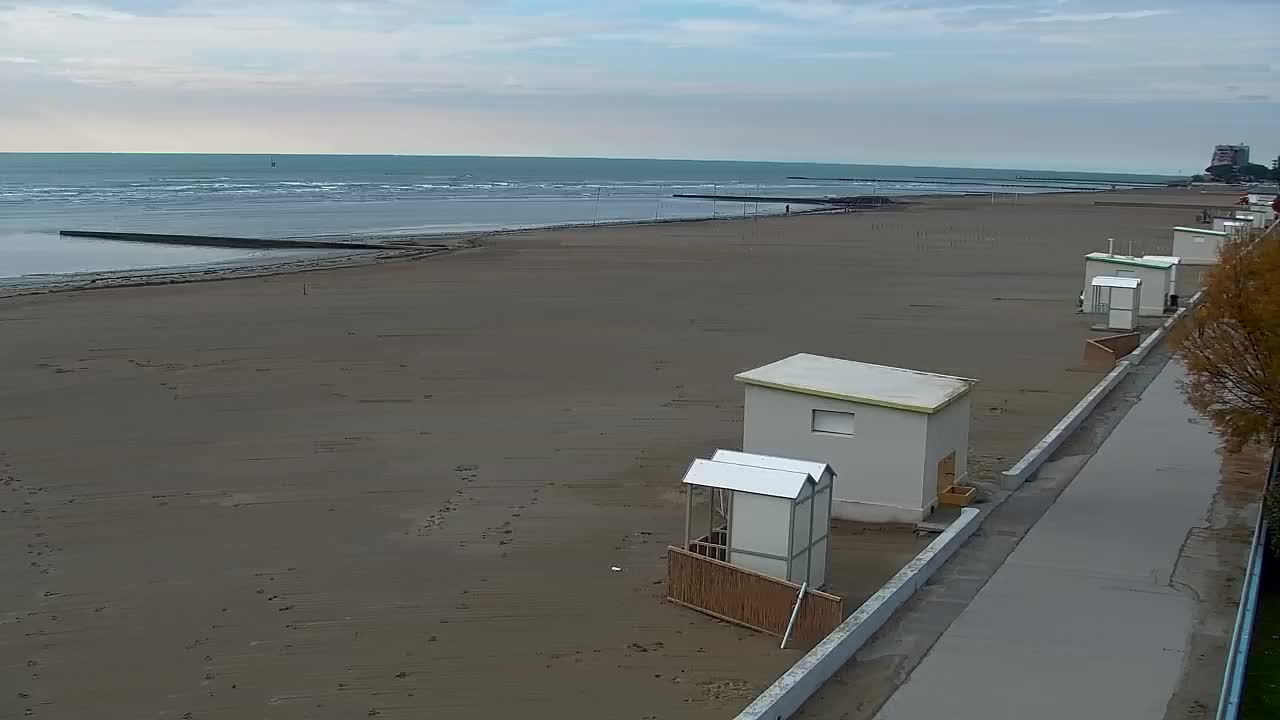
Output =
[
  {"x1": 735, "y1": 353, "x2": 975, "y2": 414},
  {"x1": 1091, "y1": 276, "x2": 1141, "y2": 289},
  {"x1": 711, "y1": 449, "x2": 833, "y2": 482},
  {"x1": 1140, "y1": 255, "x2": 1181, "y2": 265},
  {"x1": 681, "y1": 458, "x2": 812, "y2": 499}
]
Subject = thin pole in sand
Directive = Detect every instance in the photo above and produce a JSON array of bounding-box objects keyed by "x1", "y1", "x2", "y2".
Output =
[
  {"x1": 754, "y1": 184, "x2": 760, "y2": 242},
  {"x1": 711, "y1": 184, "x2": 718, "y2": 217},
  {"x1": 593, "y1": 186, "x2": 603, "y2": 225},
  {"x1": 654, "y1": 185, "x2": 662, "y2": 221},
  {"x1": 780, "y1": 581, "x2": 808, "y2": 650}
]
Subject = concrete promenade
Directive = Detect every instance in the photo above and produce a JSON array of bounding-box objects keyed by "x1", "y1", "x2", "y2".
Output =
[{"x1": 875, "y1": 360, "x2": 1229, "y2": 719}]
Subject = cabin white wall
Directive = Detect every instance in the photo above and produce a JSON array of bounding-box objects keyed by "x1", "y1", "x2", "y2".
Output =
[
  {"x1": 743, "y1": 385, "x2": 929, "y2": 523},
  {"x1": 924, "y1": 394, "x2": 972, "y2": 508},
  {"x1": 1083, "y1": 260, "x2": 1168, "y2": 316},
  {"x1": 1173, "y1": 230, "x2": 1224, "y2": 265}
]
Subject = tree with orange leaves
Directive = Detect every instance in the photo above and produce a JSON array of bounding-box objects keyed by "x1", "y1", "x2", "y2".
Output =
[{"x1": 1171, "y1": 229, "x2": 1280, "y2": 452}]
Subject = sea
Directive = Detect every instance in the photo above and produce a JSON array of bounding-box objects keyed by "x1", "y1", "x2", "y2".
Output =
[{"x1": 0, "y1": 153, "x2": 1170, "y2": 279}]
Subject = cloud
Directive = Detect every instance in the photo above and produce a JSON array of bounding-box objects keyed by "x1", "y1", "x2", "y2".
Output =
[
  {"x1": 798, "y1": 50, "x2": 896, "y2": 59},
  {"x1": 1015, "y1": 9, "x2": 1175, "y2": 24},
  {"x1": 605, "y1": 18, "x2": 779, "y2": 47},
  {"x1": 1, "y1": 0, "x2": 1276, "y2": 168},
  {"x1": 1036, "y1": 34, "x2": 1090, "y2": 45}
]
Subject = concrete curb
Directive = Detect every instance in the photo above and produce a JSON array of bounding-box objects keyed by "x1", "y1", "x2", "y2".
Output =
[
  {"x1": 999, "y1": 360, "x2": 1132, "y2": 490},
  {"x1": 1128, "y1": 290, "x2": 1199, "y2": 365},
  {"x1": 1000, "y1": 287, "x2": 1205, "y2": 490},
  {"x1": 734, "y1": 507, "x2": 980, "y2": 720}
]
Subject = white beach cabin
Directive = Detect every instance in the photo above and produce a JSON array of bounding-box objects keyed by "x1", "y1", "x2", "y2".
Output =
[
  {"x1": 1249, "y1": 205, "x2": 1276, "y2": 225},
  {"x1": 1235, "y1": 211, "x2": 1264, "y2": 230},
  {"x1": 1222, "y1": 221, "x2": 1250, "y2": 240},
  {"x1": 680, "y1": 451, "x2": 833, "y2": 587},
  {"x1": 1141, "y1": 255, "x2": 1181, "y2": 304},
  {"x1": 1173, "y1": 226, "x2": 1229, "y2": 265},
  {"x1": 735, "y1": 353, "x2": 975, "y2": 524},
  {"x1": 1083, "y1": 253, "x2": 1173, "y2": 316},
  {"x1": 1089, "y1": 276, "x2": 1141, "y2": 331}
]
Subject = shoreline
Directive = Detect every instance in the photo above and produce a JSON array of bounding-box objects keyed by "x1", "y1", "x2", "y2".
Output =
[
  {"x1": 1, "y1": 189, "x2": 1097, "y2": 297},
  {"x1": 1, "y1": 202, "x2": 849, "y2": 297},
  {"x1": 3, "y1": 185, "x2": 1241, "y2": 300}
]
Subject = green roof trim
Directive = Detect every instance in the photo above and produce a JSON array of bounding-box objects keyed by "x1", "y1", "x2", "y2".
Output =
[
  {"x1": 1173, "y1": 226, "x2": 1229, "y2": 236},
  {"x1": 1085, "y1": 254, "x2": 1173, "y2": 270}
]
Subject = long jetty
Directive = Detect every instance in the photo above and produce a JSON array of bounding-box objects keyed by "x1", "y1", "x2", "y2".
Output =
[
  {"x1": 59, "y1": 231, "x2": 394, "y2": 251},
  {"x1": 671, "y1": 193, "x2": 898, "y2": 207},
  {"x1": 784, "y1": 176, "x2": 1133, "y2": 191}
]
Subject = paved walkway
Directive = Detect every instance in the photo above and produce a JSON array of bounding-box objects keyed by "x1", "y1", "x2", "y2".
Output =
[{"x1": 876, "y1": 361, "x2": 1224, "y2": 720}]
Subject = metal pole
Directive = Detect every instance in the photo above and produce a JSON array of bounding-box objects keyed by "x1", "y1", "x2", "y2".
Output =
[
  {"x1": 780, "y1": 582, "x2": 808, "y2": 650},
  {"x1": 1217, "y1": 442, "x2": 1276, "y2": 720},
  {"x1": 594, "y1": 186, "x2": 602, "y2": 225},
  {"x1": 684, "y1": 484, "x2": 693, "y2": 551},
  {"x1": 655, "y1": 185, "x2": 662, "y2": 221},
  {"x1": 711, "y1": 184, "x2": 717, "y2": 217}
]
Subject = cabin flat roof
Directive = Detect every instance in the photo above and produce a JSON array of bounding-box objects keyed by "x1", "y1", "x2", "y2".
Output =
[{"x1": 734, "y1": 353, "x2": 975, "y2": 414}]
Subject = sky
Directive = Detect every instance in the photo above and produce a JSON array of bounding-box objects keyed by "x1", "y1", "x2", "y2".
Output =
[{"x1": 0, "y1": 0, "x2": 1276, "y2": 173}]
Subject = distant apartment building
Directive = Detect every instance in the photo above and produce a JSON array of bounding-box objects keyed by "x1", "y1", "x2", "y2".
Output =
[{"x1": 1211, "y1": 144, "x2": 1250, "y2": 168}]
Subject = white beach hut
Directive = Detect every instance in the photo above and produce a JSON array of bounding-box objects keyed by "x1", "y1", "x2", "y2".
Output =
[
  {"x1": 735, "y1": 353, "x2": 975, "y2": 524},
  {"x1": 680, "y1": 451, "x2": 833, "y2": 587},
  {"x1": 1141, "y1": 255, "x2": 1181, "y2": 304},
  {"x1": 1223, "y1": 220, "x2": 1251, "y2": 240},
  {"x1": 1249, "y1": 205, "x2": 1276, "y2": 225},
  {"x1": 1083, "y1": 252, "x2": 1173, "y2": 316},
  {"x1": 1089, "y1": 276, "x2": 1141, "y2": 331},
  {"x1": 1173, "y1": 226, "x2": 1229, "y2": 265},
  {"x1": 1235, "y1": 211, "x2": 1264, "y2": 230}
]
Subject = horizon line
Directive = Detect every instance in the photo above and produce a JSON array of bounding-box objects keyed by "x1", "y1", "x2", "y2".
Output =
[{"x1": 0, "y1": 151, "x2": 1179, "y2": 178}]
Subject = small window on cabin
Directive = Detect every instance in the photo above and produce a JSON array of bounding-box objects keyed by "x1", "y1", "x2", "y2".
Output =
[{"x1": 812, "y1": 409, "x2": 854, "y2": 436}]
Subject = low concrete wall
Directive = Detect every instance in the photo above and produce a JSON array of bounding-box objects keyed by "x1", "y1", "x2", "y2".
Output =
[
  {"x1": 999, "y1": 361, "x2": 1131, "y2": 490},
  {"x1": 734, "y1": 507, "x2": 980, "y2": 720},
  {"x1": 1002, "y1": 287, "x2": 1206, "y2": 490},
  {"x1": 1128, "y1": 289, "x2": 1200, "y2": 365}
]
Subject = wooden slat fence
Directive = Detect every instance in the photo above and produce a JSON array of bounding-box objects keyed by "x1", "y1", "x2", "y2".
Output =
[{"x1": 666, "y1": 546, "x2": 843, "y2": 645}]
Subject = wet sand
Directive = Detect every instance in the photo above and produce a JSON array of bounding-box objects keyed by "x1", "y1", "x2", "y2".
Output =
[{"x1": 1, "y1": 189, "x2": 1203, "y2": 718}]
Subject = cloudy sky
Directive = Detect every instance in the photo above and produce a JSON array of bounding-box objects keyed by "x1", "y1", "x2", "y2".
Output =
[{"x1": 1, "y1": 0, "x2": 1276, "y2": 173}]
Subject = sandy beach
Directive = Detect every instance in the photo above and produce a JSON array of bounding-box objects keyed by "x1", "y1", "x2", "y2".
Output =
[{"x1": 0, "y1": 188, "x2": 1226, "y2": 718}]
